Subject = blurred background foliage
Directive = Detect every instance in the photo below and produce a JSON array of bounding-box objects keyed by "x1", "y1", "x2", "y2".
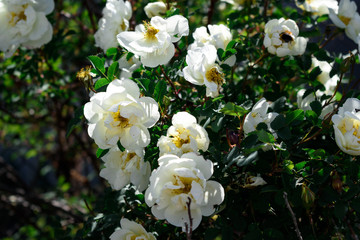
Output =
[{"x1": 1, "y1": 0, "x2": 360, "y2": 239}]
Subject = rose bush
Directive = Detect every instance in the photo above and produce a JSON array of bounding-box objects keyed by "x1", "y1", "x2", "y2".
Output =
[{"x1": 2, "y1": 0, "x2": 360, "y2": 239}]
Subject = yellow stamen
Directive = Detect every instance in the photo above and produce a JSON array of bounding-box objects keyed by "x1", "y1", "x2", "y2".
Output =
[
  {"x1": 338, "y1": 118, "x2": 360, "y2": 138},
  {"x1": 111, "y1": 111, "x2": 132, "y2": 128},
  {"x1": 143, "y1": 21, "x2": 159, "y2": 41},
  {"x1": 171, "y1": 129, "x2": 190, "y2": 148},
  {"x1": 171, "y1": 175, "x2": 194, "y2": 195},
  {"x1": 9, "y1": 4, "x2": 28, "y2": 26},
  {"x1": 120, "y1": 21, "x2": 127, "y2": 31},
  {"x1": 205, "y1": 67, "x2": 225, "y2": 86},
  {"x1": 339, "y1": 15, "x2": 352, "y2": 26}
]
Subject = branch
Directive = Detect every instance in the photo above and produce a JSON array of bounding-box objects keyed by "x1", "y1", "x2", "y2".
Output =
[
  {"x1": 283, "y1": 192, "x2": 303, "y2": 240},
  {"x1": 185, "y1": 197, "x2": 193, "y2": 240}
]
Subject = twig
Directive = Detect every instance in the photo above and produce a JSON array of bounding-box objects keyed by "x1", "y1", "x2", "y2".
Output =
[
  {"x1": 160, "y1": 65, "x2": 180, "y2": 100},
  {"x1": 185, "y1": 197, "x2": 193, "y2": 240},
  {"x1": 243, "y1": 52, "x2": 269, "y2": 84},
  {"x1": 320, "y1": 30, "x2": 340, "y2": 49},
  {"x1": 84, "y1": 199, "x2": 96, "y2": 217},
  {"x1": 324, "y1": 71, "x2": 344, "y2": 107},
  {"x1": 283, "y1": 192, "x2": 303, "y2": 240}
]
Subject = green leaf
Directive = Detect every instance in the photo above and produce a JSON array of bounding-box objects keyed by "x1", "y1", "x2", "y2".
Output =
[
  {"x1": 257, "y1": 129, "x2": 275, "y2": 143},
  {"x1": 286, "y1": 109, "x2": 304, "y2": 125},
  {"x1": 270, "y1": 114, "x2": 286, "y2": 130},
  {"x1": 269, "y1": 96, "x2": 287, "y2": 113},
  {"x1": 307, "y1": 42, "x2": 319, "y2": 53},
  {"x1": 96, "y1": 148, "x2": 109, "y2": 158},
  {"x1": 317, "y1": 14, "x2": 329, "y2": 23},
  {"x1": 211, "y1": 115, "x2": 224, "y2": 133},
  {"x1": 220, "y1": 102, "x2": 249, "y2": 117},
  {"x1": 226, "y1": 40, "x2": 237, "y2": 50},
  {"x1": 66, "y1": 106, "x2": 84, "y2": 138},
  {"x1": 117, "y1": 141, "x2": 125, "y2": 152},
  {"x1": 222, "y1": 49, "x2": 237, "y2": 61},
  {"x1": 217, "y1": 48, "x2": 225, "y2": 61},
  {"x1": 95, "y1": 78, "x2": 111, "y2": 91},
  {"x1": 224, "y1": 147, "x2": 241, "y2": 164},
  {"x1": 107, "y1": 61, "x2": 119, "y2": 80},
  {"x1": 106, "y1": 47, "x2": 118, "y2": 57},
  {"x1": 126, "y1": 52, "x2": 135, "y2": 61},
  {"x1": 310, "y1": 100, "x2": 322, "y2": 116},
  {"x1": 238, "y1": 151, "x2": 258, "y2": 167},
  {"x1": 154, "y1": 80, "x2": 167, "y2": 102},
  {"x1": 88, "y1": 55, "x2": 106, "y2": 78},
  {"x1": 309, "y1": 66, "x2": 322, "y2": 80},
  {"x1": 314, "y1": 49, "x2": 333, "y2": 62},
  {"x1": 277, "y1": 127, "x2": 292, "y2": 140},
  {"x1": 305, "y1": 110, "x2": 319, "y2": 125}
]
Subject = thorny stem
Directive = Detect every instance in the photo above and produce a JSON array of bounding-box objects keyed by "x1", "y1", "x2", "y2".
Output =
[
  {"x1": 320, "y1": 30, "x2": 341, "y2": 49},
  {"x1": 324, "y1": 71, "x2": 344, "y2": 107},
  {"x1": 160, "y1": 65, "x2": 180, "y2": 100},
  {"x1": 283, "y1": 192, "x2": 303, "y2": 240},
  {"x1": 243, "y1": 52, "x2": 269, "y2": 84},
  {"x1": 84, "y1": 199, "x2": 96, "y2": 217},
  {"x1": 345, "y1": 53, "x2": 357, "y2": 93},
  {"x1": 185, "y1": 197, "x2": 193, "y2": 240}
]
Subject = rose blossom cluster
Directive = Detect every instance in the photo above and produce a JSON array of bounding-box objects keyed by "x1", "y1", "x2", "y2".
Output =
[
  {"x1": 81, "y1": 0, "x2": 360, "y2": 237},
  {"x1": 84, "y1": 0, "x2": 227, "y2": 235},
  {"x1": 183, "y1": 24, "x2": 235, "y2": 98},
  {"x1": 0, "y1": 0, "x2": 54, "y2": 57}
]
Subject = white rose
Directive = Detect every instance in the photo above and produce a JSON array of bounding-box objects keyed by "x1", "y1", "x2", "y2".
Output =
[
  {"x1": 295, "y1": 0, "x2": 338, "y2": 15},
  {"x1": 94, "y1": 0, "x2": 132, "y2": 52},
  {"x1": 0, "y1": 0, "x2": 54, "y2": 57},
  {"x1": 331, "y1": 98, "x2": 360, "y2": 156},
  {"x1": 329, "y1": 0, "x2": 360, "y2": 42},
  {"x1": 183, "y1": 45, "x2": 225, "y2": 98},
  {"x1": 144, "y1": 1, "x2": 167, "y2": 18},
  {"x1": 117, "y1": 15, "x2": 189, "y2": 68},
  {"x1": 311, "y1": 57, "x2": 339, "y2": 95},
  {"x1": 296, "y1": 89, "x2": 334, "y2": 120},
  {"x1": 118, "y1": 54, "x2": 141, "y2": 79},
  {"x1": 99, "y1": 147, "x2": 151, "y2": 191},
  {"x1": 145, "y1": 153, "x2": 225, "y2": 231},
  {"x1": 329, "y1": 0, "x2": 357, "y2": 29},
  {"x1": 345, "y1": 13, "x2": 360, "y2": 42},
  {"x1": 189, "y1": 24, "x2": 236, "y2": 66},
  {"x1": 110, "y1": 218, "x2": 156, "y2": 240},
  {"x1": 244, "y1": 174, "x2": 267, "y2": 188},
  {"x1": 84, "y1": 78, "x2": 160, "y2": 151},
  {"x1": 263, "y1": 18, "x2": 308, "y2": 57},
  {"x1": 157, "y1": 112, "x2": 210, "y2": 156},
  {"x1": 243, "y1": 98, "x2": 279, "y2": 137},
  {"x1": 188, "y1": 26, "x2": 215, "y2": 50}
]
